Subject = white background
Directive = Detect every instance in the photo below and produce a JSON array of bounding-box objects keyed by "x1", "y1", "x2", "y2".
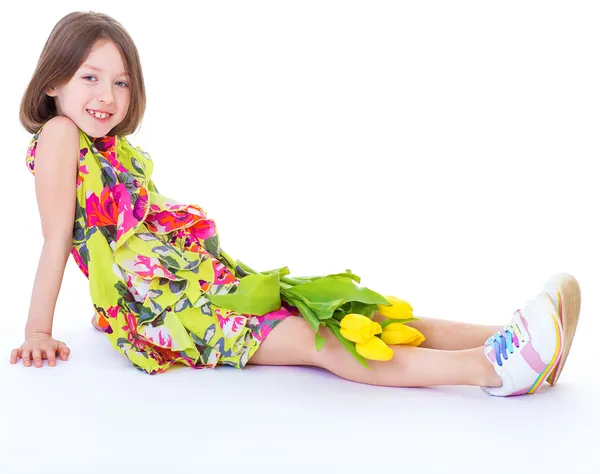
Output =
[{"x1": 0, "y1": 1, "x2": 598, "y2": 473}]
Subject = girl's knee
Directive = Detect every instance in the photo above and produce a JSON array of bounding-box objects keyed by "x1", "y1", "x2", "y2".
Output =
[
  {"x1": 247, "y1": 316, "x2": 318, "y2": 367},
  {"x1": 247, "y1": 316, "x2": 364, "y2": 371}
]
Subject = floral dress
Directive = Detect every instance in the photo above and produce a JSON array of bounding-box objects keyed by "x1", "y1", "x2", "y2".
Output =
[{"x1": 25, "y1": 121, "x2": 298, "y2": 374}]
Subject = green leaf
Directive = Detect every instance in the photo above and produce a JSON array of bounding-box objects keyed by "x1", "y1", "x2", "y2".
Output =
[
  {"x1": 281, "y1": 295, "x2": 320, "y2": 333},
  {"x1": 261, "y1": 267, "x2": 291, "y2": 277},
  {"x1": 340, "y1": 301, "x2": 377, "y2": 319},
  {"x1": 285, "y1": 277, "x2": 389, "y2": 321},
  {"x1": 206, "y1": 272, "x2": 281, "y2": 315},
  {"x1": 315, "y1": 333, "x2": 326, "y2": 351},
  {"x1": 286, "y1": 269, "x2": 362, "y2": 284}
]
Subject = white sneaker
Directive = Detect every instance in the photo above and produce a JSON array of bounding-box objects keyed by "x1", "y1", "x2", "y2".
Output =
[
  {"x1": 541, "y1": 273, "x2": 581, "y2": 385},
  {"x1": 481, "y1": 292, "x2": 563, "y2": 397}
]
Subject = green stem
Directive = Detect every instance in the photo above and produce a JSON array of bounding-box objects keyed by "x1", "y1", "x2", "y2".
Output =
[
  {"x1": 236, "y1": 260, "x2": 257, "y2": 275},
  {"x1": 237, "y1": 260, "x2": 305, "y2": 286},
  {"x1": 281, "y1": 275, "x2": 304, "y2": 286},
  {"x1": 219, "y1": 249, "x2": 237, "y2": 270}
]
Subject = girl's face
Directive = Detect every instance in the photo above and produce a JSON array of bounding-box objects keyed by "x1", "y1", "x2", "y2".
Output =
[{"x1": 45, "y1": 40, "x2": 131, "y2": 137}]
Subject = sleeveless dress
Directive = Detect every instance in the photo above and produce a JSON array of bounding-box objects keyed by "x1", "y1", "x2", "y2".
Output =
[{"x1": 25, "y1": 122, "x2": 299, "y2": 374}]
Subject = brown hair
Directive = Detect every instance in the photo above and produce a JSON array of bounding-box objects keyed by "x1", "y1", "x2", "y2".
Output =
[{"x1": 19, "y1": 11, "x2": 146, "y2": 137}]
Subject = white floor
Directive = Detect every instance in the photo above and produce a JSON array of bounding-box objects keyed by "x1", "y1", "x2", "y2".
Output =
[{"x1": 1, "y1": 326, "x2": 598, "y2": 474}]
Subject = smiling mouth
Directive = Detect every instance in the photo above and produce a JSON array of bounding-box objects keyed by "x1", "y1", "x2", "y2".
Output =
[{"x1": 86, "y1": 109, "x2": 113, "y2": 119}]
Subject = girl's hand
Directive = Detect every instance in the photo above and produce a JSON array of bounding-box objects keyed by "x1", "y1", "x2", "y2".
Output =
[{"x1": 9, "y1": 332, "x2": 70, "y2": 368}]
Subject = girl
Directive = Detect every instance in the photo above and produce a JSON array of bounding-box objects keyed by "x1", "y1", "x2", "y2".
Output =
[{"x1": 11, "y1": 11, "x2": 582, "y2": 397}]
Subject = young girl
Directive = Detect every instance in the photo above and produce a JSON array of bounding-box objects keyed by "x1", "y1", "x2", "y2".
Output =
[{"x1": 11, "y1": 11, "x2": 582, "y2": 397}]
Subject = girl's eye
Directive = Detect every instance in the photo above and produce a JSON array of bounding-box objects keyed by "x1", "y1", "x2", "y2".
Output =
[{"x1": 83, "y1": 76, "x2": 129, "y2": 88}]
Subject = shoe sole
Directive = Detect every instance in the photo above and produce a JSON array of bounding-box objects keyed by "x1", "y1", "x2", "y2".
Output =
[{"x1": 543, "y1": 273, "x2": 581, "y2": 385}]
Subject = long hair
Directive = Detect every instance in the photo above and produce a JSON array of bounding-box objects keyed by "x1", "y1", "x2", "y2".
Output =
[{"x1": 19, "y1": 11, "x2": 146, "y2": 137}]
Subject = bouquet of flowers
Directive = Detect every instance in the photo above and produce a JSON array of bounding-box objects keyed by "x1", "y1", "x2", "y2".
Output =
[{"x1": 207, "y1": 249, "x2": 425, "y2": 369}]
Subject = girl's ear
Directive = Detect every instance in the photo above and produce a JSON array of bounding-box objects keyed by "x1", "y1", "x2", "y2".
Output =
[{"x1": 45, "y1": 87, "x2": 56, "y2": 97}]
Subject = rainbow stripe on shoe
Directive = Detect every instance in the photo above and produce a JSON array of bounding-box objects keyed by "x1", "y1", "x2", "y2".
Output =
[
  {"x1": 523, "y1": 313, "x2": 563, "y2": 394},
  {"x1": 481, "y1": 293, "x2": 564, "y2": 397},
  {"x1": 546, "y1": 291, "x2": 563, "y2": 386}
]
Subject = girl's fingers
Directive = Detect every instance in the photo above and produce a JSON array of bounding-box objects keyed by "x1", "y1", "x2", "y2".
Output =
[
  {"x1": 10, "y1": 348, "x2": 20, "y2": 364},
  {"x1": 46, "y1": 348, "x2": 57, "y2": 367},
  {"x1": 32, "y1": 349, "x2": 43, "y2": 368},
  {"x1": 10, "y1": 342, "x2": 69, "y2": 367},
  {"x1": 57, "y1": 342, "x2": 70, "y2": 360},
  {"x1": 22, "y1": 349, "x2": 32, "y2": 367}
]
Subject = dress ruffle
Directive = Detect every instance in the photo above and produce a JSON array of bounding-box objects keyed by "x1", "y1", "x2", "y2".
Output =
[{"x1": 26, "y1": 125, "x2": 297, "y2": 374}]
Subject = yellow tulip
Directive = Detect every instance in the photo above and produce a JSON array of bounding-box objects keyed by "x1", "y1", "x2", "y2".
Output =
[
  {"x1": 340, "y1": 328, "x2": 368, "y2": 344},
  {"x1": 340, "y1": 314, "x2": 382, "y2": 344},
  {"x1": 355, "y1": 336, "x2": 394, "y2": 361},
  {"x1": 380, "y1": 322, "x2": 425, "y2": 347},
  {"x1": 377, "y1": 296, "x2": 414, "y2": 320},
  {"x1": 372, "y1": 322, "x2": 382, "y2": 335}
]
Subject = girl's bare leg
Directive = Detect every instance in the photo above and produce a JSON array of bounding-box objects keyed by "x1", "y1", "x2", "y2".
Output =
[
  {"x1": 92, "y1": 309, "x2": 503, "y2": 385},
  {"x1": 372, "y1": 311, "x2": 502, "y2": 351},
  {"x1": 247, "y1": 316, "x2": 502, "y2": 388}
]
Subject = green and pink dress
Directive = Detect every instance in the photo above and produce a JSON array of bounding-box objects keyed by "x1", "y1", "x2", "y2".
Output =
[{"x1": 25, "y1": 122, "x2": 303, "y2": 374}]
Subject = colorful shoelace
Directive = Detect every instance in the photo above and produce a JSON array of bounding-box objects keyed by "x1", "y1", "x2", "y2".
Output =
[{"x1": 488, "y1": 317, "x2": 525, "y2": 367}]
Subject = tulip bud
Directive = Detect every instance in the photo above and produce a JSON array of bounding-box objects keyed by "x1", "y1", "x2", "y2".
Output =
[
  {"x1": 380, "y1": 322, "x2": 425, "y2": 347},
  {"x1": 340, "y1": 328, "x2": 371, "y2": 344},
  {"x1": 355, "y1": 336, "x2": 394, "y2": 361},
  {"x1": 340, "y1": 314, "x2": 381, "y2": 344},
  {"x1": 371, "y1": 321, "x2": 382, "y2": 336},
  {"x1": 377, "y1": 296, "x2": 414, "y2": 320}
]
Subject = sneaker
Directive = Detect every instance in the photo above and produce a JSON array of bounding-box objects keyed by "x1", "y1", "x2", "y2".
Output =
[
  {"x1": 481, "y1": 292, "x2": 563, "y2": 397},
  {"x1": 542, "y1": 273, "x2": 581, "y2": 385}
]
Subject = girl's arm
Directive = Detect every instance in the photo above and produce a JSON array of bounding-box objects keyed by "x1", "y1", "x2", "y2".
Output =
[{"x1": 24, "y1": 117, "x2": 80, "y2": 338}]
